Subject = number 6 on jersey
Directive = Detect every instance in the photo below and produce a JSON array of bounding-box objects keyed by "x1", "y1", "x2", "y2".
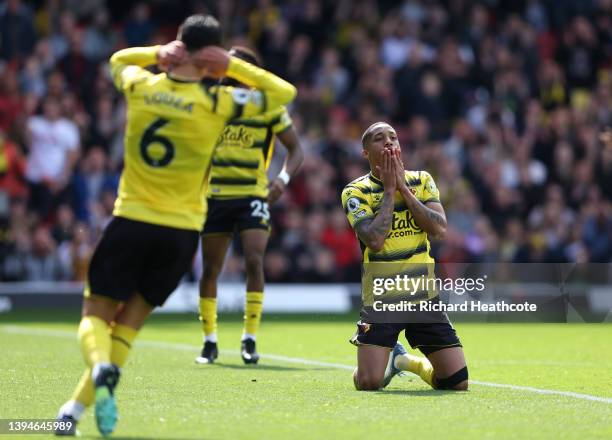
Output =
[{"x1": 140, "y1": 118, "x2": 175, "y2": 167}]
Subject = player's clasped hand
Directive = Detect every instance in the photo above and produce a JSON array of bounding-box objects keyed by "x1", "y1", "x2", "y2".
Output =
[
  {"x1": 267, "y1": 178, "x2": 286, "y2": 205},
  {"x1": 377, "y1": 148, "x2": 397, "y2": 192},
  {"x1": 158, "y1": 40, "x2": 188, "y2": 71},
  {"x1": 158, "y1": 41, "x2": 230, "y2": 79},
  {"x1": 391, "y1": 148, "x2": 407, "y2": 190},
  {"x1": 192, "y1": 46, "x2": 231, "y2": 79}
]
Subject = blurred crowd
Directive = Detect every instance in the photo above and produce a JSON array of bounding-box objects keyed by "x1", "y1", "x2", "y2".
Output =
[{"x1": 0, "y1": 0, "x2": 611, "y2": 284}]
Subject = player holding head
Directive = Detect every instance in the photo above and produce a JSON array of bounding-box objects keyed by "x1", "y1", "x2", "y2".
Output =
[
  {"x1": 195, "y1": 46, "x2": 303, "y2": 365},
  {"x1": 341, "y1": 122, "x2": 468, "y2": 392},
  {"x1": 54, "y1": 14, "x2": 296, "y2": 437}
]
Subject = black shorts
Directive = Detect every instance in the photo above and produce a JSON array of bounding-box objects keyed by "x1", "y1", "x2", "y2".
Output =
[
  {"x1": 202, "y1": 197, "x2": 271, "y2": 234},
  {"x1": 86, "y1": 216, "x2": 199, "y2": 307},
  {"x1": 350, "y1": 312, "x2": 462, "y2": 355}
]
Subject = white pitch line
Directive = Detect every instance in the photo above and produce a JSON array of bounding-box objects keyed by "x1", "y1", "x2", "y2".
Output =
[
  {"x1": 3, "y1": 325, "x2": 612, "y2": 405},
  {"x1": 468, "y1": 381, "x2": 612, "y2": 404}
]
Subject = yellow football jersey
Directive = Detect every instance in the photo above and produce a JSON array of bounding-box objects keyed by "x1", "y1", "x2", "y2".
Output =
[
  {"x1": 342, "y1": 171, "x2": 441, "y2": 301},
  {"x1": 208, "y1": 106, "x2": 292, "y2": 199},
  {"x1": 109, "y1": 46, "x2": 296, "y2": 231},
  {"x1": 341, "y1": 170, "x2": 440, "y2": 263}
]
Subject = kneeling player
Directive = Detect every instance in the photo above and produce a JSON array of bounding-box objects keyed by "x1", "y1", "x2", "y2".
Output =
[
  {"x1": 195, "y1": 47, "x2": 303, "y2": 365},
  {"x1": 341, "y1": 122, "x2": 468, "y2": 391}
]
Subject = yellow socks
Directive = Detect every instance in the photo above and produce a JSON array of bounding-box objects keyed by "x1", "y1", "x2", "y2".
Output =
[
  {"x1": 199, "y1": 297, "x2": 218, "y2": 342},
  {"x1": 70, "y1": 369, "x2": 95, "y2": 408},
  {"x1": 394, "y1": 352, "x2": 435, "y2": 387},
  {"x1": 70, "y1": 324, "x2": 138, "y2": 412},
  {"x1": 78, "y1": 316, "x2": 111, "y2": 367},
  {"x1": 243, "y1": 291, "x2": 264, "y2": 339},
  {"x1": 199, "y1": 293, "x2": 263, "y2": 342},
  {"x1": 110, "y1": 324, "x2": 138, "y2": 366}
]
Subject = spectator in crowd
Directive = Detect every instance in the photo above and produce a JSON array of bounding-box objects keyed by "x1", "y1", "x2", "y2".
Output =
[
  {"x1": 0, "y1": 0, "x2": 36, "y2": 62},
  {"x1": 25, "y1": 96, "x2": 79, "y2": 220},
  {"x1": 124, "y1": 2, "x2": 156, "y2": 47},
  {"x1": 0, "y1": 130, "x2": 27, "y2": 199},
  {"x1": 58, "y1": 221, "x2": 93, "y2": 281},
  {"x1": 9, "y1": 225, "x2": 69, "y2": 281},
  {"x1": 72, "y1": 147, "x2": 118, "y2": 223}
]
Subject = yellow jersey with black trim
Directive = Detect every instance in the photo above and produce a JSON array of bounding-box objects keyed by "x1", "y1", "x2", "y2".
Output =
[
  {"x1": 208, "y1": 106, "x2": 292, "y2": 199},
  {"x1": 341, "y1": 170, "x2": 440, "y2": 264},
  {"x1": 109, "y1": 46, "x2": 296, "y2": 231}
]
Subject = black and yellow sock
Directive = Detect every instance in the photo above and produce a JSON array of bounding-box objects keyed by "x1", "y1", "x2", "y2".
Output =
[
  {"x1": 70, "y1": 369, "x2": 95, "y2": 408},
  {"x1": 199, "y1": 298, "x2": 217, "y2": 340},
  {"x1": 78, "y1": 316, "x2": 111, "y2": 367},
  {"x1": 110, "y1": 323, "x2": 138, "y2": 366},
  {"x1": 243, "y1": 291, "x2": 264, "y2": 338},
  {"x1": 71, "y1": 324, "x2": 138, "y2": 408},
  {"x1": 394, "y1": 353, "x2": 435, "y2": 387}
]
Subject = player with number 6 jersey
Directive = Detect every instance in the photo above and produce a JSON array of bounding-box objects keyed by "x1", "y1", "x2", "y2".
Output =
[
  {"x1": 196, "y1": 46, "x2": 303, "y2": 366},
  {"x1": 54, "y1": 15, "x2": 296, "y2": 437}
]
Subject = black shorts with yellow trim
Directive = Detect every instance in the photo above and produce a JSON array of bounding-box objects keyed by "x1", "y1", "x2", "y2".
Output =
[
  {"x1": 202, "y1": 196, "x2": 271, "y2": 235},
  {"x1": 349, "y1": 312, "x2": 462, "y2": 356},
  {"x1": 85, "y1": 216, "x2": 199, "y2": 307}
]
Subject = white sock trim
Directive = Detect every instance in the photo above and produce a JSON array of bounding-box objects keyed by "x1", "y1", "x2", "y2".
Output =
[
  {"x1": 58, "y1": 400, "x2": 85, "y2": 421},
  {"x1": 242, "y1": 333, "x2": 256, "y2": 341},
  {"x1": 393, "y1": 354, "x2": 409, "y2": 370},
  {"x1": 91, "y1": 362, "x2": 112, "y2": 381},
  {"x1": 204, "y1": 333, "x2": 218, "y2": 343}
]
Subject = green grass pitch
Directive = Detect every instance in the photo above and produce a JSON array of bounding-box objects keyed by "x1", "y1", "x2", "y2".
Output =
[{"x1": 1, "y1": 311, "x2": 611, "y2": 439}]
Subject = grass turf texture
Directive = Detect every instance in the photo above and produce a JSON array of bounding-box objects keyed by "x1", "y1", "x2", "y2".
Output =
[{"x1": 1, "y1": 311, "x2": 611, "y2": 439}]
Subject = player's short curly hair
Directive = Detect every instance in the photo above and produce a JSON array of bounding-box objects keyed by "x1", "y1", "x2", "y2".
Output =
[
  {"x1": 177, "y1": 14, "x2": 222, "y2": 52},
  {"x1": 361, "y1": 122, "x2": 391, "y2": 149}
]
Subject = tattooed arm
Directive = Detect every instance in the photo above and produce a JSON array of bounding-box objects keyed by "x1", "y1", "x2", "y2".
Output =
[
  {"x1": 399, "y1": 195, "x2": 447, "y2": 240},
  {"x1": 354, "y1": 190, "x2": 395, "y2": 252}
]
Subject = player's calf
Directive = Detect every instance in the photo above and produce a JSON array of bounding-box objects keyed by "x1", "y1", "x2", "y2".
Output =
[{"x1": 244, "y1": 252, "x2": 265, "y2": 290}]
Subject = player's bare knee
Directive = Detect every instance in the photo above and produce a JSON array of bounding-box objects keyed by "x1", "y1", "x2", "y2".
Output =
[
  {"x1": 355, "y1": 372, "x2": 382, "y2": 391},
  {"x1": 82, "y1": 296, "x2": 118, "y2": 323},
  {"x1": 359, "y1": 379, "x2": 382, "y2": 391}
]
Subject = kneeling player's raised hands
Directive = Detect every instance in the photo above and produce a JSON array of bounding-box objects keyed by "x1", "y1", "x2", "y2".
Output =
[{"x1": 377, "y1": 148, "x2": 397, "y2": 192}]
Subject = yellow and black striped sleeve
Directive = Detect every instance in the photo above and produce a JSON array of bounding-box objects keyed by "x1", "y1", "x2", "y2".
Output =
[
  {"x1": 271, "y1": 107, "x2": 293, "y2": 134},
  {"x1": 420, "y1": 171, "x2": 440, "y2": 204},
  {"x1": 109, "y1": 46, "x2": 157, "y2": 92},
  {"x1": 341, "y1": 185, "x2": 374, "y2": 229}
]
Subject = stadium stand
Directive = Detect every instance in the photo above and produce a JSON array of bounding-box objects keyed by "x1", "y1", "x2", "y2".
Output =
[{"x1": 0, "y1": 0, "x2": 610, "y2": 284}]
